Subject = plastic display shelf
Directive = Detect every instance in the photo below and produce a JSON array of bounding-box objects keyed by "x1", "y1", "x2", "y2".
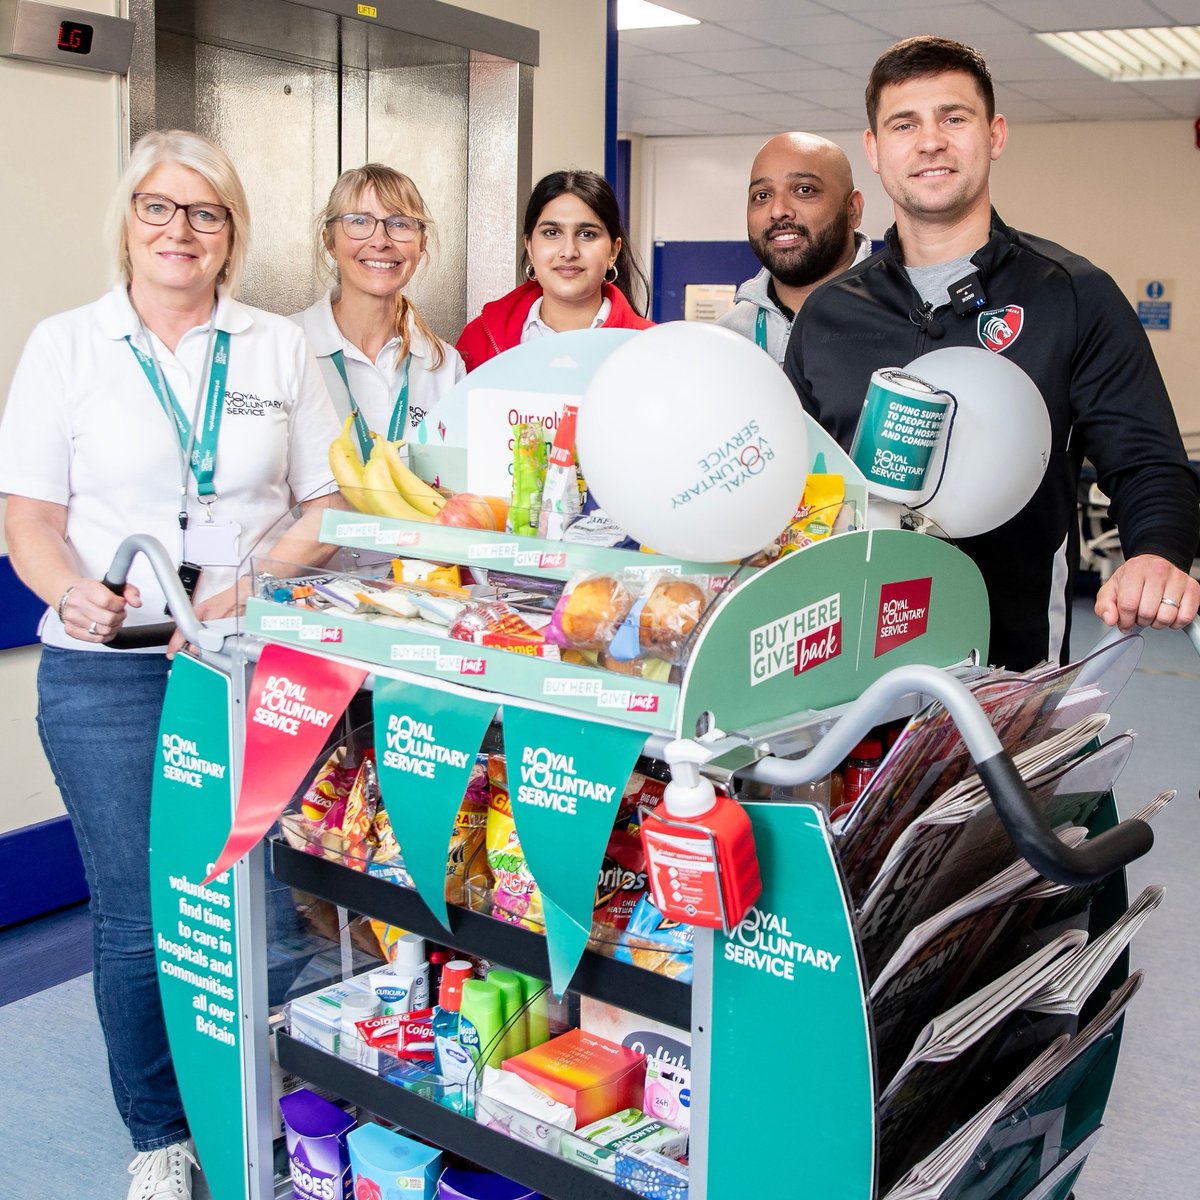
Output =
[
  {"x1": 318, "y1": 508, "x2": 732, "y2": 582},
  {"x1": 271, "y1": 840, "x2": 692, "y2": 1030},
  {"x1": 277, "y1": 1034, "x2": 647, "y2": 1200}
]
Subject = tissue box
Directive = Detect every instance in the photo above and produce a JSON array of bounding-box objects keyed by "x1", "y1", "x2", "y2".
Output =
[{"x1": 502, "y1": 1029, "x2": 645, "y2": 1127}]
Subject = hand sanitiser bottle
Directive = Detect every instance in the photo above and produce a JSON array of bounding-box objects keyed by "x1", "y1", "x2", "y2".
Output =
[{"x1": 640, "y1": 739, "x2": 762, "y2": 929}]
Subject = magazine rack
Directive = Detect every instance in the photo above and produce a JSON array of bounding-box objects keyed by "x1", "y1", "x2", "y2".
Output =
[{"x1": 113, "y1": 519, "x2": 1160, "y2": 1200}]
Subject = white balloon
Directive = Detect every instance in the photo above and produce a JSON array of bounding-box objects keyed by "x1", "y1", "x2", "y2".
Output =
[
  {"x1": 577, "y1": 322, "x2": 809, "y2": 561},
  {"x1": 903, "y1": 346, "x2": 1051, "y2": 539}
]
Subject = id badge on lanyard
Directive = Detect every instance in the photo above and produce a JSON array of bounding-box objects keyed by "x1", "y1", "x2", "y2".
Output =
[{"x1": 184, "y1": 505, "x2": 242, "y2": 567}]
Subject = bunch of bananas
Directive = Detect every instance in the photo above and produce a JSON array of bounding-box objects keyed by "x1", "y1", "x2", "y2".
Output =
[{"x1": 329, "y1": 415, "x2": 447, "y2": 521}]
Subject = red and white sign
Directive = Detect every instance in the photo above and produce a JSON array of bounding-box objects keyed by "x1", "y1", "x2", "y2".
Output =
[
  {"x1": 204, "y1": 644, "x2": 366, "y2": 881},
  {"x1": 794, "y1": 618, "x2": 841, "y2": 677},
  {"x1": 874, "y1": 577, "x2": 933, "y2": 657}
]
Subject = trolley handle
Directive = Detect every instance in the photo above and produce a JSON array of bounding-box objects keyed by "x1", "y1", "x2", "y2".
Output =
[
  {"x1": 974, "y1": 752, "x2": 1151, "y2": 886},
  {"x1": 101, "y1": 534, "x2": 224, "y2": 653},
  {"x1": 733, "y1": 661, "x2": 1157, "y2": 888}
]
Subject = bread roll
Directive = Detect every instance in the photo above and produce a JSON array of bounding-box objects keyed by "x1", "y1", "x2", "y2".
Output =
[
  {"x1": 559, "y1": 574, "x2": 635, "y2": 650},
  {"x1": 639, "y1": 577, "x2": 707, "y2": 664}
]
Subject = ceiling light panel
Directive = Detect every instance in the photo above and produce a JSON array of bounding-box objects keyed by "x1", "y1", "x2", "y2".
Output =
[
  {"x1": 618, "y1": 1, "x2": 700, "y2": 31},
  {"x1": 1036, "y1": 26, "x2": 1200, "y2": 81}
]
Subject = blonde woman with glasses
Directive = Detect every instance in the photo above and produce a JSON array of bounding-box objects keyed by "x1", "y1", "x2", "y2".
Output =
[
  {"x1": 294, "y1": 164, "x2": 464, "y2": 462},
  {"x1": 0, "y1": 129, "x2": 339, "y2": 1199}
]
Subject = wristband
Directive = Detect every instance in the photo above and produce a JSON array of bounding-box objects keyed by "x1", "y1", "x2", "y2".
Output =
[{"x1": 57, "y1": 585, "x2": 77, "y2": 624}]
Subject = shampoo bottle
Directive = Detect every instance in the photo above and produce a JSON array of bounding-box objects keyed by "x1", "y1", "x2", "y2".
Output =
[{"x1": 640, "y1": 738, "x2": 762, "y2": 929}]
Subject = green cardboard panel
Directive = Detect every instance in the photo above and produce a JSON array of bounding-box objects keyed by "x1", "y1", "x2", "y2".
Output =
[
  {"x1": 149, "y1": 654, "x2": 247, "y2": 1200},
  {"x1": 680, "y1": 530, "x2": 989, "y2": 736},
  {"x1": 318, "y1": 509, "x2": 728, "y2": 582},
  {"x1": 702, "y1": 802, "x2": 875, "y2": 1199}
]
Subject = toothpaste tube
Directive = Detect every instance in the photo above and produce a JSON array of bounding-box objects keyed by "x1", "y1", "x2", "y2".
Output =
[{"x1": 396, "y1": 1007, "x2": 435, "y2": 1060}]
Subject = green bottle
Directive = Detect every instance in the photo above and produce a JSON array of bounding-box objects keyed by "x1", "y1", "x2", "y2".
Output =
[
  {"x1": 512, "y1": 971, "x2": 551, "y2": 1049},
  {"x1": 485, "y1": 969, "x2": 527, "y2": 1060},
  {"x1": 459, "y1": 979, "x2": 505, "y2": 1073}
]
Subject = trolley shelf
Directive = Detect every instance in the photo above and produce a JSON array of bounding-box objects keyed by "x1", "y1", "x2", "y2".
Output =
[
  {"x1": 271, "y1": 840, "x2": 692, "y2": 1030},
  {"x1": 276, "y1": 1033, "x2": 647, "y2": 1200}
]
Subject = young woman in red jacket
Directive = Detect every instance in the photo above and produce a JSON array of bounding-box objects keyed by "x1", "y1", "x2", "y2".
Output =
[{"x1": 456, "y1": 170, "x2": 652, "y2": 371}]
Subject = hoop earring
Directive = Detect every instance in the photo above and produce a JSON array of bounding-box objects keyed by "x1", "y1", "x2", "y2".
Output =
[
  {"x1": 604, "y1": 263, "x2": 619, "y2": 284},
  {"x1": 525, "y1": 263, "x2": 536, "y2": 282}
]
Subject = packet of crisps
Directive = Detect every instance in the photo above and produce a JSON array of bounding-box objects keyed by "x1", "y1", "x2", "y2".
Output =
[
  {"x1": 485, "y1": 755, "x2": 543, "y2": 928},
  {"x1": 779, "y1": 473, "x2": 844, "y2": 554},
  {"x1": 447, "y1": 756, "x2": 491, "y2": 906},
  {"x1": 342, "y1": 753, "x2": 380, "y2": 870},
  {"x1": 299, "y1": 745, "x2": 356, "y2": 821}
]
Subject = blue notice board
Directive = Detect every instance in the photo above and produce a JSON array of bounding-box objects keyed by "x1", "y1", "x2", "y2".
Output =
[
  {"x1": 652, "y1": 240, "x2": 761, "y2": 323},
  {"x1": 0, "y1": 555, "x2": 42, "y2": 650}
]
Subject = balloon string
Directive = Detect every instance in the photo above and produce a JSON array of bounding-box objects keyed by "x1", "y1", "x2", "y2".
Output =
[{"x1": 908, "y1": 388, "x2": 958, "y2": 515}]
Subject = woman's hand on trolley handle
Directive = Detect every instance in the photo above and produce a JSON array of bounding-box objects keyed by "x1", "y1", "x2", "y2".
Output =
[
  {"x1": 62, "y1": 576, "x2": 142, "y2": 644},
  {"x1": 3, "y1": 494, "x2": 142, "y2": 645}
]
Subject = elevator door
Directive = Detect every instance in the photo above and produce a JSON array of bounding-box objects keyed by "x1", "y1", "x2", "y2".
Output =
[{"x1": 135, "y1": 0, "x2": 528, "y2": 341}]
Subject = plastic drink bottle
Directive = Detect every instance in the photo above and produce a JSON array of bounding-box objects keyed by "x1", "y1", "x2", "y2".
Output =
[{"x1": 432, "y1": 959, "x2": 474, "y2": 1085}]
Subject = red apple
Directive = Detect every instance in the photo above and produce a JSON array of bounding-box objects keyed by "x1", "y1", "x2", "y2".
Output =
[{"x1": 435, "y1": 492, "x2": 500, "y2": 530}]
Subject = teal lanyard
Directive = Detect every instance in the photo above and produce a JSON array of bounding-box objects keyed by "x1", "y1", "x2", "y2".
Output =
[
  {"x1": 755, "y1": 306, "x2": 768, "y2": 350},
  {"x1": 126, "y1": 328, "x2": 229, "y2": 499},
  {"x1": 330, "y1": 349, "x2": 410, "y2": 460}
]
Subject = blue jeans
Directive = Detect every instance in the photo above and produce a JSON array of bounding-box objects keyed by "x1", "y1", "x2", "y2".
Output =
[{"x1": 36, "y1": 646, "x2": 186, "y2": 1153}]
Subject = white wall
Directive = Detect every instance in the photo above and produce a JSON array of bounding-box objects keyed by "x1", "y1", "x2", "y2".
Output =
[
  {"x1": 637, "y1": 119, "x2": 1200, "y2": 435},
  {"x1": 0, "y1": 0, "x2": 124, "y2": 836},
  {"x1": 455, "y1": 0, "x2": 608, "y2": 179}
]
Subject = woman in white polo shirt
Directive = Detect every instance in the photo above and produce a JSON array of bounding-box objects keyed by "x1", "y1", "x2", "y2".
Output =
[
  {"x1": 0, "y1": 129, "x2": 339, "y2": 1200},
  {"x1": 294, "y1": 163, "x2": 464, "y2": 463}
]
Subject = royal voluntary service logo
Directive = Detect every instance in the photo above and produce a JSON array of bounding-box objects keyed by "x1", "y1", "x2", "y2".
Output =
[{"x1": 978, "y1": 304, "x2": 1024, "y2": 353}]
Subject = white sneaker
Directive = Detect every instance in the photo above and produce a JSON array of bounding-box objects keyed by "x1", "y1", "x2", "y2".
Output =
[{"x1": 126, "y1": 1139, "x2": 197, "y2": 1200}]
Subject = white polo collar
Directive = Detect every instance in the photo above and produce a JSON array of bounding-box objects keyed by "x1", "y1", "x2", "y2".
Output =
[
  {"x1": 310, "y1": 289, "x2": 428, "y2": 362},
  {"x1": 97, "y1": 282, "x2": 252, "y2": 341}
]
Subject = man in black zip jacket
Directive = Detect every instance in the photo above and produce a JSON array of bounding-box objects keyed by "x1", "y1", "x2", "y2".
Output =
[{"x1": 783, "y1": 35, "x2": 1199, "y2": 671}]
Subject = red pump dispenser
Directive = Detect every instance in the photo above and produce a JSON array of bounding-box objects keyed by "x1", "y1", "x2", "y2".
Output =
[{"x1": 641, "y1": 739, "x2": 762, "y2": 930}]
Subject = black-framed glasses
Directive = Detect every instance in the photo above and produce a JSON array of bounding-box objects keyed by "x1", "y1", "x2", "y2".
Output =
[
  {"x1": 329, "y1": 213, "x2": 424, "y2": 243},
  {"x1": 132, "y1": 193, "x2": 231, "y2": 234}
]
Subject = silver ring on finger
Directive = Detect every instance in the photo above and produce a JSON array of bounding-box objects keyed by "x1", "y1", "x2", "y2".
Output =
[
  {"x1": 1161, "y1": 597, "x2": 1180, "y2": 608},
  {"x1": 88, "y1": 620, "x2": 99, "y2": 635}
]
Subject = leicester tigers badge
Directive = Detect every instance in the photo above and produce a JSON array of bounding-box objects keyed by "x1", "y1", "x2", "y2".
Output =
[{"x1": 978, "y1": 305, "x2": 1023, "y2": 353}]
